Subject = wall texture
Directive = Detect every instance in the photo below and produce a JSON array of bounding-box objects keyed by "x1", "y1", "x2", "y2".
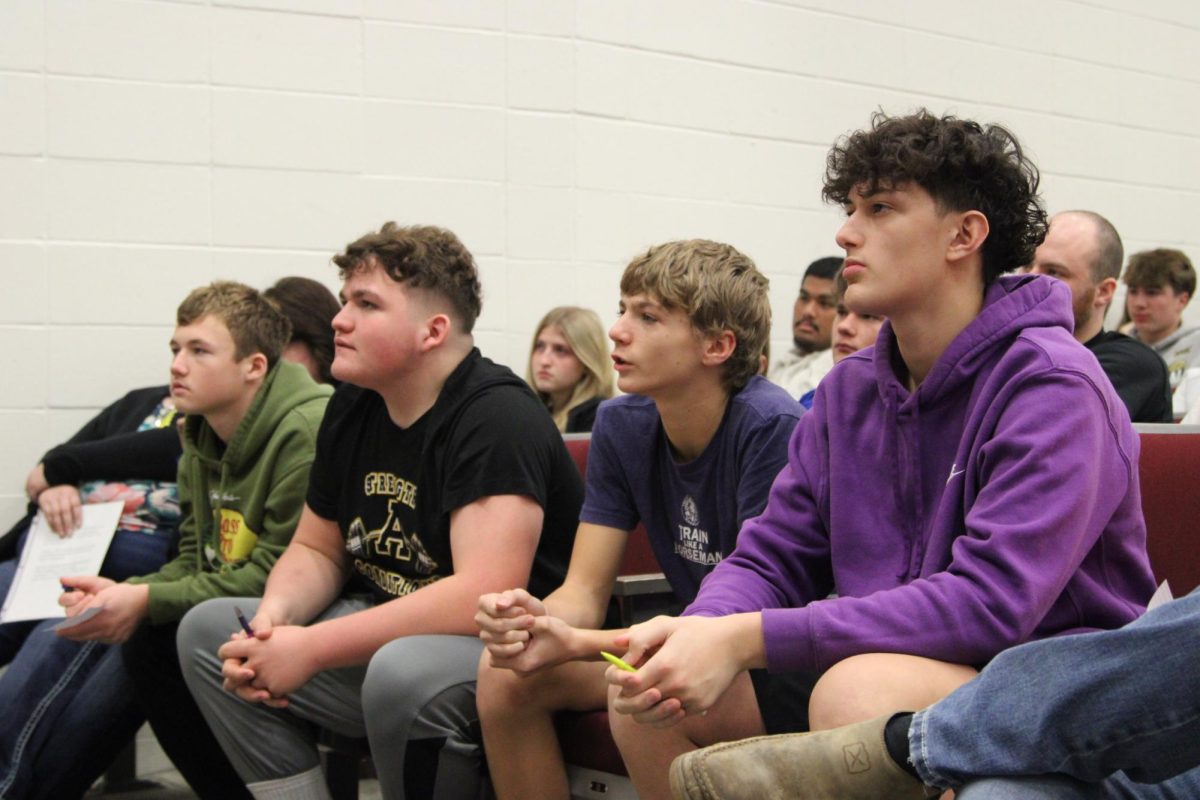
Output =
[{"x1": 2, "y1": 0, "x2": 1198, "y2": 521}]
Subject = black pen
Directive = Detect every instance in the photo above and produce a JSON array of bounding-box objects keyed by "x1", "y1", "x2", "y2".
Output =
[{"x1": 234, "y1": 606, "x2": 255, "y2": 636}]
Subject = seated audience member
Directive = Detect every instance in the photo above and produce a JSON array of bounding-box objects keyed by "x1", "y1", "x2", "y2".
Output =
[
  {"x1": 0, "y1": 388, "x2": 181, "y2": 800},
  {"x1": 1026, "y1": 211, "x2": 1170, "y2": 423},
  {"x1": 798, "y1": 269, "x2": 884, "y2": 410},
  {"x1": 476, "y1": 240, "x2": 802, "y2": 800},
  {"x1": 767, "y1": 256, "x2": 841, "y2": 399},
  {"x1": 528, "y1": 306, "x2": 616, "y2": 433},
  {"x1": 178, "y1": 223, "x2": 582, "y2": 800},
  {"x1": 603, "y1": 110, "x2": 1157, "y2": 800},
  {"x1": 670, "y1": 588, "x2": 1200, "y2": 799},
  {"x1": 1123, "y1": 248, "x2": 1200, "y2": 415},
  {"x1": 0, "y1": 276, "x2": 339, "y2": 799},
  {"x1": 3, "y1": 282, "x2": 332, "y2": 800},
  {"x1": 265, "y1": 276, "x2": 341, "y2": 386}
]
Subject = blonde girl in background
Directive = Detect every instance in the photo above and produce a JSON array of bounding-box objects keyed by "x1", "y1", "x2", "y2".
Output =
[{"x1": 527, "y1": 306, "x2": 615, "y2": 433}]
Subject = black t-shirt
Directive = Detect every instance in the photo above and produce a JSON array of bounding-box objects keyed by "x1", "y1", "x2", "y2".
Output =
[
  {"x1": 307, "y1": 350, "x2": 582, "y2": 603},
  {"x1": 1085, "y1": 330, "x2": 1172, "y2": 423}
]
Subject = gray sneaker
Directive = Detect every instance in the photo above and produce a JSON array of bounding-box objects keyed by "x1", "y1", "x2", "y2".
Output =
[{"x1": 669, "y1": 714, "x2": 928, "y2": 800}]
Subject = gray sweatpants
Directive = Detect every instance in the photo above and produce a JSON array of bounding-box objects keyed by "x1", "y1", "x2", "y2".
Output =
[{"x1": 178, "y1": 597, "x2": 486, "y2": 800}]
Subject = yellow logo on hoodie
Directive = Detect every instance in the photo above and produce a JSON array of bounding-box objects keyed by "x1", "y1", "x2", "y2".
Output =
[{"x1": 217, "y1": 509, "x2": 258, "y2": 562}]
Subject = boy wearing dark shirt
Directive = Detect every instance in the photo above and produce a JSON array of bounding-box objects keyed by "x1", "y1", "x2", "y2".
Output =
[
  {"x1": 475, "y1": 239, "x2": 801, "y2": 800},
  {"x1": 179, "y1": 223, "x2": 582, "y2": 800}
]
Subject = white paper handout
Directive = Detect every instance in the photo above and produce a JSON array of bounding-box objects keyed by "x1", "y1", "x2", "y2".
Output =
[
  {"x1": 1146, "y1": 580, "x2": 1174, "y2": 612},
  {"x1": 0, "y1": 501, "x2": 123, "y2": 623}
]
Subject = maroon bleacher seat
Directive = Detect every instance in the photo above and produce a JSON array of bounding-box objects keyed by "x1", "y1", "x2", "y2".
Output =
[
  {"x1": 558, "y1": 435, "x2": 670, "y2": 792},
  {"x1": 1134, "y1": 424, "x2": 1200, "y2": 596}
]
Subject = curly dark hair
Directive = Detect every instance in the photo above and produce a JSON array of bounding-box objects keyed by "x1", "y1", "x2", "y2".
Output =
[
  {"x1": 333, "y1": 222, "x2": 483, "y2": 333},
  {"x1": 822, "y1": 109, "x2": 1048, "y2": 284}
]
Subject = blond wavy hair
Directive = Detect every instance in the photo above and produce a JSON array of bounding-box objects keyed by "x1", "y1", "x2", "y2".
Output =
[{"x1": 526, "y1": 306, "x2": 615, "y2": 431}]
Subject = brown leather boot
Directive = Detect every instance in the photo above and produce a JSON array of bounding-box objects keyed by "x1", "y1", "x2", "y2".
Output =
[{"x1": 669, "y1": 714, "x2": 929, "y2": 800}]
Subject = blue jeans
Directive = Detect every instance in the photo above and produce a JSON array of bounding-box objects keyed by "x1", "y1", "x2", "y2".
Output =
[
  {"x1": 911, "y1": 588, "x2": 1200, "y2": 798},
  {"x1": 0, "y1": 526, "x2": 176, "y2": 800}
]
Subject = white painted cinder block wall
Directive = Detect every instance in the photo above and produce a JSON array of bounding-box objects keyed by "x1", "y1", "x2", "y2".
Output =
[{"x1": 2, "y1": 0, "x2": 1198, "y2": 522}]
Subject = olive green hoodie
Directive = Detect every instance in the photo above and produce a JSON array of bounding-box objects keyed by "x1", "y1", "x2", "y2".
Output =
[{"x1": 128, "y1": 360, "x2": 331, "y2": 624}]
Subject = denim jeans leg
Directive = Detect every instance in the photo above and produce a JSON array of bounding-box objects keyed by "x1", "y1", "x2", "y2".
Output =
[
  {"x1": 957, "y1": 768, "x2": 1200, "y2": 799},
  {"x1": 26, "y1": 645, "x2": 145, "y2": 800},
  {"x1": 0, "y1": 624, "x2": 111, "y2": 798},
  {"x1": 0, "y1": 523, "x2": 176, "y2": 798},
  {"x1": 912, "y1": 589, "x2": 1200, "y2": 791}
]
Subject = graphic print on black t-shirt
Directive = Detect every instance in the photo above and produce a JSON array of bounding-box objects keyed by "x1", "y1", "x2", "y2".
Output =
[
  {"x1": 345, "y1": 472, "x2": 439, "y2": 596},
  {"x1": 335, "y1": 414, "x2": 445, "y2": 601}
]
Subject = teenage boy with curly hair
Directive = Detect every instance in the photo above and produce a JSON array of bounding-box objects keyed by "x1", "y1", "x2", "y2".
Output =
[
  {"x1": 603, "y1": 110, "x2": 1157, "y2": 800},
  {"x1": 475, "y1": 239, "x2": 801, "y2": 800}
]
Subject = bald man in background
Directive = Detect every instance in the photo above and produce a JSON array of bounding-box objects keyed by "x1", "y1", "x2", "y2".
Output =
[{"x1": 1028, "y1": 210, "x2": 1171, "y2": 423}]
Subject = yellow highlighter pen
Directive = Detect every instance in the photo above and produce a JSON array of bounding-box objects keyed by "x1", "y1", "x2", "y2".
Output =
[{"x1": 600, "y1": 650, "x2": 637, "y2": 672}]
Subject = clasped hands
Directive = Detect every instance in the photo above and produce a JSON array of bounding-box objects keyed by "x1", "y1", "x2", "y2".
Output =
[
  {"x1": 477, "y1": 589, "x2": 749, "y2": 729},
  {"x1": 218, "y1": 611, "x2": 319, "y2": 709},
  {"x1": 475, "y1": 588, "x2": 580, "y2": 675}
]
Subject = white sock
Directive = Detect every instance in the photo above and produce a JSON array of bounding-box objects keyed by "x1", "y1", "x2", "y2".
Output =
[{"x1": 247, "y1": 766, "x2": 333, "y2": 800}]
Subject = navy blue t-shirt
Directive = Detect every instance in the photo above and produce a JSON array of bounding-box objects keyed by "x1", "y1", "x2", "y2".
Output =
[{"x1": 580, "y1": 376, "x2": 801, "y2": 602}]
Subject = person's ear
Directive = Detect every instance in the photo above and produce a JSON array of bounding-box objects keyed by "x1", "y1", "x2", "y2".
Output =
[
  {"x1": 701, "y1": 329, "x2": 737, "y2": 367},
  {"x1": 1095, "y1": 277, "x2": 1118, "y2": 309},
  {"x1": 946, "y1": 210, "x2": 990, "y2": 264},
  {"x1": 420, "y1": 313, "x2": 452, "y2": 351},
  {"x1": 243, "y1": 352, "x2": 269, "y2": 383}
]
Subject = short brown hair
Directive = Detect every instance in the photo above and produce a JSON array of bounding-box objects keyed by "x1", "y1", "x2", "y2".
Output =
[
  {"x1": 176, "y1": 281, "x2": 292, "y2": 365},
  {"x1": 822, "y1": 109, "x2": 1047, "y2": 285},
  {"x1": 1123, "y1": 248, "x2": 1196, "y2": 298},
  {"x1": 333, "y1": 223, "x2": 483, "y2": 333},
  {"x1": 264, "y1": 277, "x2": 340, "y2": 384},
  {"x1": 620, "y1": 239, "x2": 770, "y2": 390}
]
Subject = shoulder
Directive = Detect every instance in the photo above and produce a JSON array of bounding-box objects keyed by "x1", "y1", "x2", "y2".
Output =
[
  {"x1": 593, "y1": 394, "x2": 660, "y2": 436},
  {"x1": 1171, "y1": 326, "x2": 1200, "y2": 353},
  {"x1": 1088, "y1": 331, "x2": 1166, "y2": 368},
  {"x1": 1013, "y1": 326, "x2": 1103, "y2": 374},
  {"x1": 320, "y1": 383, "x2": 375, "y2": 425},
  {"x1": 730, "y1": 376, "x2": 804, "y2": 424},
  {"x1": 119, "y1": 385, "x2": 171, "y2": 407}
]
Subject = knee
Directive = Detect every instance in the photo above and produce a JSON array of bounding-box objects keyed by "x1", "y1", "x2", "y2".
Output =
[
  {"x1": 361, "y1": 636, "x2": 456, "y2": 720},
  {"x1": 478, "y1": 654, "x2": 570, "y2": 721},
  {"x1": 476, "y1": 656, "x2": 528, "y2": 722},
  {"x1": 809, "y1": 653, "x2": 975, "y2": 731},
  {"x1": 605, "y1": 682, "x2": 638, "y2": 749},
  {"x1": 809, "y1": 653, "x2": 895, "y2": 730},
  {"x1": 176, "y1": 598, "x2": 240, "y2": 669}
]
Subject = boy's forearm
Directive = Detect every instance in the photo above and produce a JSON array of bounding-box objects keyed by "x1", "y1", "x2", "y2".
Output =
[
  {"x1": 259, "y1": 543, "x2": 346, "y2": 626},
  {"x1": 306, "y1": 571, "x2": 506, "y2": 672},
  {"x1": 565, "y1": 626, "x2": 630, "y2": 661},
  {"x1": 543, "y1": 579, "x2": 614, "y2": 630}
]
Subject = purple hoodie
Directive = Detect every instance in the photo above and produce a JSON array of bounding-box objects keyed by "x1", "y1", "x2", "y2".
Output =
[{"x1": 686, "y1": 274, "x2": 1157, "y2": 673}]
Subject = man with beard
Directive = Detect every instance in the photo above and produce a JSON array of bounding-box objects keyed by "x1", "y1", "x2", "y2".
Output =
[{"x1": 1028, "y1": 210, "x2": 1171, "y2": 422}]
